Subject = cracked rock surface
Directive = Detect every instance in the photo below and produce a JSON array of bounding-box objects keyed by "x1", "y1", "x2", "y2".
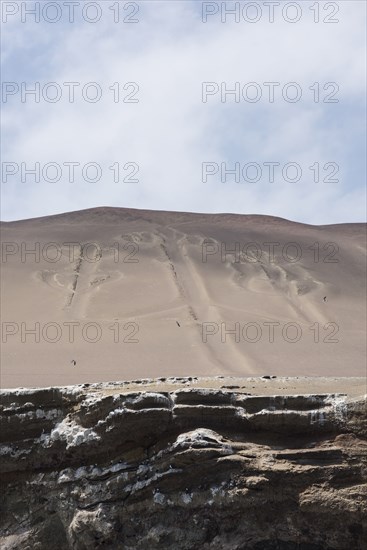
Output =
[{"x1": 1, "y1": 380, "x2": 366, "y2": 549}]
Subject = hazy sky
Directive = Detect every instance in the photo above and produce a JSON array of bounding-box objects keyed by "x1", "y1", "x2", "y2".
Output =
[{"x1": 1, "y1": 0, "x2": 366, "y2": 223}]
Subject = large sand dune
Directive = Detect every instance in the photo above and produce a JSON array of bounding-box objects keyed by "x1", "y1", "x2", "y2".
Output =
[{"x1": 1, "y1": 207, "x2": 366, "y2": 388}]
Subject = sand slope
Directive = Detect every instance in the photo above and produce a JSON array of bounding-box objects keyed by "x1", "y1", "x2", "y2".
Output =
[{"x1": 1, "y1": 207, "x2": 366, "y2": 388}]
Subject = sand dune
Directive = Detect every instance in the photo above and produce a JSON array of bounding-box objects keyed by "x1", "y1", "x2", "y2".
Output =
[{"x1": 1, "y1": 207, "x2": 366, "y2": 388}]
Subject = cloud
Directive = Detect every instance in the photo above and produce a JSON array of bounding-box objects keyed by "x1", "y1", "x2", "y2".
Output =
[{"x1": 1, "y1": 0, "x2": 366, "y2": 223}]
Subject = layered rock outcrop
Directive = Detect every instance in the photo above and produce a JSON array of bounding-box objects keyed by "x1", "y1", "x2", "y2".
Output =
[{"x1": 1, "y1": 380, "x2": 366, "y2": 549}]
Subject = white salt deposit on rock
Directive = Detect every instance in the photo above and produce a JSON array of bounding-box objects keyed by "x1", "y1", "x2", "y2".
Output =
[{"x1": 47, "y1": 418, "x2": 100, "y2": 449}]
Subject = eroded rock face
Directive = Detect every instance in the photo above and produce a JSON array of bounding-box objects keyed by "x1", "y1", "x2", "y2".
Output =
[{"x1": 0, "y1": 383, "x2": 366, "y2": 549}]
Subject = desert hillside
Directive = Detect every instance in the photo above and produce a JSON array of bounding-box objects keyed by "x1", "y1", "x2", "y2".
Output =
[{"x1": 1, "y1": 207, "x2": 366, "y2": 387}]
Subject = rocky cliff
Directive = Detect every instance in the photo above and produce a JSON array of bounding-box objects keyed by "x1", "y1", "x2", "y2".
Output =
[{"x1": 1, "y1": 379, "x2": 366, "y2": 549}]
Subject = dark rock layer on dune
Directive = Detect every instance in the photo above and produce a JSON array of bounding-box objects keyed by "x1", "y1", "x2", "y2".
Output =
[{"x1": 0, "y1": 381, "x2": 366, "y2": 549}]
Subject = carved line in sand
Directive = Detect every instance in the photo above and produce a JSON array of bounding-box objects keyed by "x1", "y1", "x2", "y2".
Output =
[
  {"x1": 36, "y1": 230, "x2": 329, "y2": 338},
  {"x1": 196, "y1": 234, "x2": 328, "y2": 325},
  {"x1": 154, "y1": 227, "x2": 257, "y2": 375},
  {"x1": 36, "y1": 244, "x2": 122, "y2": 318},
  {"x1": 114, "y1": 229, "x2": 327, "y2": 324}
]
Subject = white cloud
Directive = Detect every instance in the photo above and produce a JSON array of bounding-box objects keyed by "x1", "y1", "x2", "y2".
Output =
[{"x1": 1, "y1": 0, "x2": 366, "y2": 223}]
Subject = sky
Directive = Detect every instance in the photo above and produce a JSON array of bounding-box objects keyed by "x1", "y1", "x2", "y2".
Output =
[{"x1": 1, "y1": 0, "x2": 366, "y2": 224}]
